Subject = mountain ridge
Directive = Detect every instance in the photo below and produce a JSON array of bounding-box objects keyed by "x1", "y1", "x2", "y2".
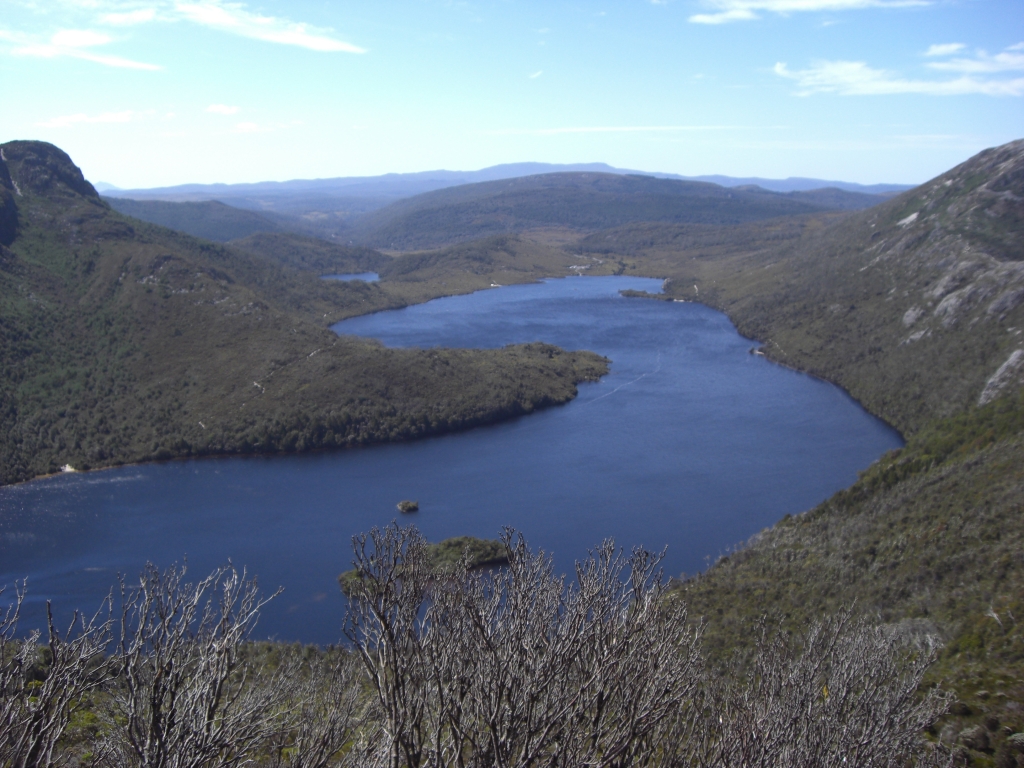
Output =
[{"x1": 345, "y1": 171, "x2": 858, "y2": 251}]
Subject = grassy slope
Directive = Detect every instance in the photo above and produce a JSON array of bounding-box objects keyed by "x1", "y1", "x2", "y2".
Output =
[
  {"x1": 605, "y1": 141, "x2": 1024, "y2": 761},
  {"x1": 0, "y1": 141, "x2": 608, "y2": 486},
  {"x1": 349, "y1": 172, "x2": 834, "y2": 251}
]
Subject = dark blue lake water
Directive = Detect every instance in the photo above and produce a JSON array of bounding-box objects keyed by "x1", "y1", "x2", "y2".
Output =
[
  {"x1": 0, "y1": 277, "x2": 901, "y2": 644},
  {"x1": 322, "y1": 272, "x2": 379, "y2": 282}
]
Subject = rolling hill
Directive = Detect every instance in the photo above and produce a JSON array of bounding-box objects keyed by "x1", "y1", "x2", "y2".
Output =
[
  {"x1": 103, "y1": 162, "x2": 910, "y2": 207},
  {"x1": 346, "y1": 172, "x2": 851, "y2": 251},
  {"x1": 0, "y1": 141, "x2": 608, "y2": 486}
]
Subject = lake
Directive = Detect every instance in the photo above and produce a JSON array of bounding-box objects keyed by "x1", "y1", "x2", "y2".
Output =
[
  {"x1": 321, "y1": 272, "x2": 379, "y2": 282},
  {"x1": 0, "y1": 276, "x2": 902, "y2": 644}
]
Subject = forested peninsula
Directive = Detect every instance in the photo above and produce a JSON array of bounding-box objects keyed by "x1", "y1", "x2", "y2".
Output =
[{"x1": 0, "y1": 141, "x2": 607, "y2": 485}]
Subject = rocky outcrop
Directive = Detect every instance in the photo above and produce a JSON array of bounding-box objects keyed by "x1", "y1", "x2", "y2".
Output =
[
  {"x1": 0, "y1": 140, "x2": 101, "y2": 201},
  {"x1": 0, "y1": 148, "x2": 18, "y2": 246}
]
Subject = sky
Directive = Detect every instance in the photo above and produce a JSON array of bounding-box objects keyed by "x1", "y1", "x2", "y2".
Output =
[{"x1": 0, "y1": 0, "x2": 1021, "y2": 188}]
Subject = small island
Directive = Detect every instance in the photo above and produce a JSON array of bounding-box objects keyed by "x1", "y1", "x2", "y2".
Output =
[
  {"x1": 397, "y1": 500, "x2": 419, "y2": 513},
  {"x1": 619, "y1": 289, "x2": 675, "y2": 301},
  {"x1": 339, "y1": 535, "x2": 509, "y2": 596}
]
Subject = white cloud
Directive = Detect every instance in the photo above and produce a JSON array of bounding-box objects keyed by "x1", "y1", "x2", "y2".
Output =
[
  {"x1": 924, "y1": 43, "x2": 964, "y2": 57},
  {"x1": 98, "y1": 9, "x2": 158, "y2": 26},
  {"x1": 2, "y1": 27, "x2": 161, "y2": 69},
  {"x1": 233, "y1": 121, "x2": 262, "y2": 133},
  {"x1": 207, "y1": 103, "x2": 239, "y2": 114},
  {"x1": 774, "y1": 59, "x2": 1024, "y2": 96},
  {"x1": 37, "y1": 110, "x2": 138, "y2": 128},
  {"x1": 926, "y1": 48, "x2": 1024, "y2": 74},
  {"x1": 689, "y1": 0, "x2": 926, "y2": 24},
  {"x1": 529, "y1": 70, "x2": 542, "y2": 78},
  {"x1": 173, "y1": 1, "x2": 365, "y2": 53}
]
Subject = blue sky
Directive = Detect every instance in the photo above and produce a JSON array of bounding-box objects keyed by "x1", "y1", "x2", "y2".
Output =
[{"x1": 1, "y1": 0, "x2": 1021, "y2": 188}]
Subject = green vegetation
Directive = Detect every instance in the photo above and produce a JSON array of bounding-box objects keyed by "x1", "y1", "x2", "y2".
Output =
[
  {"x1": 348, "y1": 171, "x2": 841, "y2": 251},
  {"x1": 228, "y1": 231, "x2": 389, "y2": 274},
  {"x1": 619, "y1": 288, "x2": 674, "y2": 301},
  {"x1": 338, "y1": 533, "x2": 509, "y2": 594},
  {"x1": 670, "y1": 391, "x2": 1024, "y2": 762},
  {"x1": 103, "y1": 197, "x2": 282, "y2": 242},
  {"x1": 0, "y1": 141, "x2": 608, "y2": 486},
  {"x1": 422, "y1": 534, "x2": 508, "y2": 569}
]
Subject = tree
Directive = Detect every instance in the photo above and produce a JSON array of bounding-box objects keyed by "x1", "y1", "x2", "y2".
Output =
[{"x1": 344, "y1": 524, "x2": 702, "y2": 768}]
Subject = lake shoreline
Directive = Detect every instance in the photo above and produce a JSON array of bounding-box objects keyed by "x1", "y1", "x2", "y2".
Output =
[{"x1": 4, "y1": 272, "x2": 902, "y2": 488}]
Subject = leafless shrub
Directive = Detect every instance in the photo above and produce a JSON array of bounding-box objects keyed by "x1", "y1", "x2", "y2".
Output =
[
  {"x1": 264, "y1": 649, "x2": 371, "y2": 768},
  {"x1": 0, "y1": 583, "x2": 112, "y2": 768},
  {"x1": 687, "y1": 610, "x2": 953, "y2": 768},
  {"x1": 102, "y1": 564, "x2": 291, "y2": 768},
  {"x1": 1, "y1": 530, "x2": 954, "y2": 767},
  {"x1": 343, "y1": 524, "x2": 704, "y2": 768}
]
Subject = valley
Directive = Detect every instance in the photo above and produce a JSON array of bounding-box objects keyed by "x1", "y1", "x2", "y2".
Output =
[{"x1": 2, "y1": 137, "x2": 1024, "y2": 763}]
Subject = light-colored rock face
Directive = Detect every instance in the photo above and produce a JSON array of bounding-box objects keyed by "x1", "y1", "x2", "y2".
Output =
[
  {"x1": 852, "y1": 139, "x2": 1024, "y2": 406},
  {"x1": 980, "y1": 348, "x2": 1024, "y2": 405},
  {"x1": 902, "y1": 306, "x2": 923, "y2": 327}
]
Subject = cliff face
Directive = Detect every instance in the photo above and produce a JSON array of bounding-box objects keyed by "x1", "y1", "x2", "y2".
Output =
[
  {"x1": 0, "y1": 149, "x2": 19, "y2": 247},
  {"x1": 1, "y1": 141, "x2": 101, "y2": 201}
]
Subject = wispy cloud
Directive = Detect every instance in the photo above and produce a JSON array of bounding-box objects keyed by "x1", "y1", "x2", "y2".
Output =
[
  {"x1": 689, "y1": 0, "x2": 926, "y2": 24},
  {"x1": 206, "y1": 103, "x2": 239, "y2": 114},
  {"x1": 2, "y1": 27, "x2": 162, "y2": 69},
  {"x1": 36, "y1": 109, "x2": 148, "y2": 128},
  {"x1": 924, "y1": 43, "x2": 964, "y2": 57},
  {"x1": 925, "y1": 46, "x2": 1024, "y2": 74},
  {"x1": 529, "y1": 70, "x2": 543, "y2": 78},
  {"x1": 774, "y1": 57, "x2": 1024, "y2": 96},
  {"x1": 172, "y1": 1, "x2": 365, "y2": 53},
  {"x1": 2, "y1": 1, "x2": 364, "y2": 68}
]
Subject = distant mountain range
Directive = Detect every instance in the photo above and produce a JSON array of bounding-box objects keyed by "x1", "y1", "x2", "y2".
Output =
[
  {"x1": 344, "y1": 172, "x2": 881, "y2": 251},
  {"x1": 104, "y1": 169, "x2": 891, "y2": 247},
  {"x1": 102, "y1": 162, "x2": 914, "y2": 210}
]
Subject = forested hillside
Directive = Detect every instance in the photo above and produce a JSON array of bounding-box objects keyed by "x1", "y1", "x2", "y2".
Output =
[
  {"x1": 103, "y1": 197, "x2": 283, "y2": 242},
  {"x1": 348, "y1": 171, "x2": 843, "y2": 250},
  {"x1": 0, "y1": 141, "x2": 607, "y2": 485}
]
